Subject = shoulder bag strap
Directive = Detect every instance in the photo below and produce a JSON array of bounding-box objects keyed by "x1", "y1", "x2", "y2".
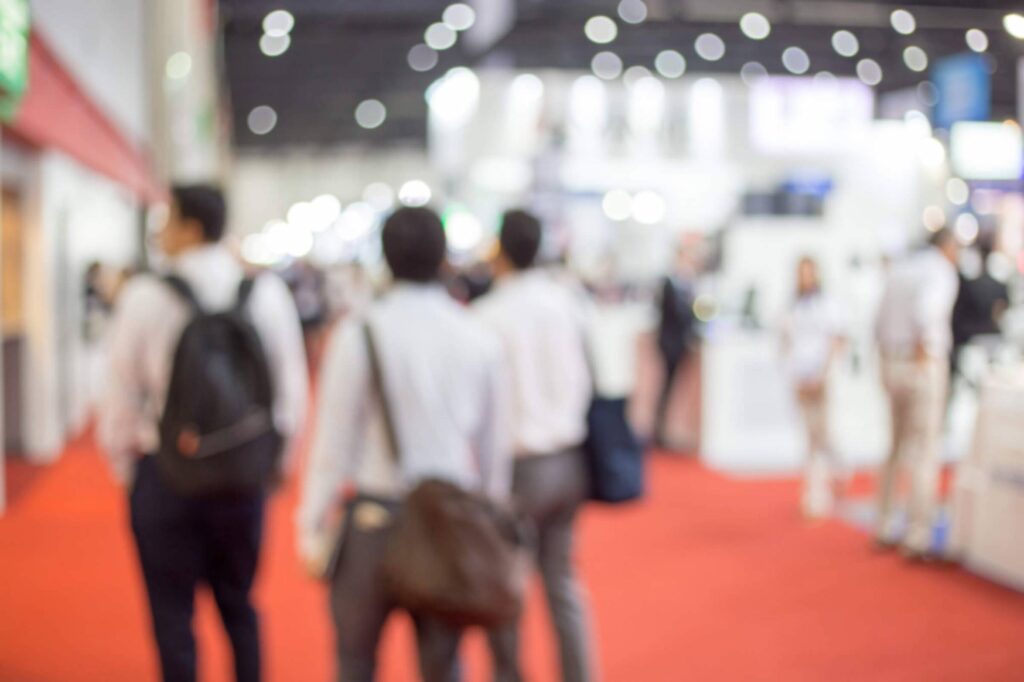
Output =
[
  {"x1": 363, "y1": 322, "x2": 401, "y2": 464},
  {"x1": 235, "y1": 276, "x2": 257, "y2": 312},
  {"x1": 164, "y1": 274, "x2": 203, "y2": 314}
]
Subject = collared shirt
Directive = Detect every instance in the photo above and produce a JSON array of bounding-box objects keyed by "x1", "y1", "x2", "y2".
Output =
[
  {"x1": 296, "y1": 284, "x2": 512, "y2": 558},
  {"x1": 474, "y1": 270, "x2": 591, "y2": 458},
  {"x1": 98, "y1": 244, "x2": 309, "y2": 483},
  {"x1": 876, "y1": 247, "x2": 960, "y2": 359}
]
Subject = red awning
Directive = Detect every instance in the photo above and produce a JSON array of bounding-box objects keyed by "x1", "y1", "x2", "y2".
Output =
[{"x1": 7, "y1": 32, "x2": 165, "y2": 203}]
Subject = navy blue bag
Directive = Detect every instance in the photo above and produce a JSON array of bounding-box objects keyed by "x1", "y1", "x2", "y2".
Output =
[{"x1": 584, "y1": 396, "x2": 645, "y2": 504}]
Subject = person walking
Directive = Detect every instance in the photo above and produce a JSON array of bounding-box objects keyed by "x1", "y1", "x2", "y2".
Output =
[
  {"x1": 297, "y1": 207, "x2": 511, "y2": 682},
  {"x1": 476, "y1": 210, "x2": 599, "y2": 682},
  {"x1": 100, "y1": 184, "x2": 309, "y2": 682},
  {"x1": 874, "y1": 228, "x2": 960, "y2": 559},
  {"x1": 781, "y1": 256, "x2": 845, "y2": 519}
]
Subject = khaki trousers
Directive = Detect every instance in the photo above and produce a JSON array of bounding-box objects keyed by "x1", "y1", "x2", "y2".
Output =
[{"x1": 877, "y1": 358, "x2": 949, "y2": 552}]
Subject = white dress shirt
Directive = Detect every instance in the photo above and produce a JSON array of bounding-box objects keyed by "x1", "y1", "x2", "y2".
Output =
[
  {"x1": 296, "y1": 284, "x2": 512, "y2": 558},
  {"x1": 876, "y1": 247, "x2": 960, "y2": 359},
  {"x1": 99, "y1": 244, "x2": 309, "y2": 483},
  {"x1": 474, "y1": 270, "x2": 592, "y2": 458}
]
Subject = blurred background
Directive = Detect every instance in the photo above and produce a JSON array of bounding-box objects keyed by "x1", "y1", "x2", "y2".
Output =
[{"x1": 2, "y1": 1, "x2": 1024, "y2": 680}]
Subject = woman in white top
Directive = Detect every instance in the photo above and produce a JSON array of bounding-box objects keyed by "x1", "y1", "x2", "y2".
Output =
[{"x1": 781, "y1": 257, "x2": 845, "y2": 519}]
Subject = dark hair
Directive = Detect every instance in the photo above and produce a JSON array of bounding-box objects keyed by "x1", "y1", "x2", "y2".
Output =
[
  {"x1": 382, "y1": 207, "x2": 447, "y2": 282},
  {"x1": 500, "y1": 210, "x2": 542, "y2": 270},
  {"x1": 929, "y1": 227, "x2": 956, "y2": 250},
  {"x1": 172, "y1": 184, "x2": 226, "y2": 242}
]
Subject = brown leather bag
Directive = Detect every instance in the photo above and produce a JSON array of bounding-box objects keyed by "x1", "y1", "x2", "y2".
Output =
[{"x1": 363, "y1": 323, "x2": 531, "y2": 628}]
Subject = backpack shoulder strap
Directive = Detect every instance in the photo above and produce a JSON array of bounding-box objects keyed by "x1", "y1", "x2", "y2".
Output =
[
  {"x1": 235, "y1": 276, "x2": 257, "y2": 312},
  {"x1": 363, "y1": 322, "x2": 401, "y2": 464},
  {"x1": 164, "y1": 274, "x2": 203, "y2": 314}
]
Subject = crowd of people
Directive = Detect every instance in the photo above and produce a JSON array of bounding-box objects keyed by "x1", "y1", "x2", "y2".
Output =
[
  {"x1": 97, "y1": 185, "x2": 602, "y2": 682},
  {"x1": 92, "y1": 182, "x2": 1010, "y2": 681}
]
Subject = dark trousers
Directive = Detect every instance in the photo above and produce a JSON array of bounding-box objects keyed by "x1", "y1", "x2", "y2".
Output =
[
  {"x1": 130, "y1": 456, "x2": 265, "y2": 682},
  {"x1": 655, "y1": 347, "x2": 685, "y2": 445},
  {"x1": 489, "y1": 449, "x2": 597, "y2": 682},
  {"x1": 330, "y1": 497, "x2": 462, "y2": 682}
]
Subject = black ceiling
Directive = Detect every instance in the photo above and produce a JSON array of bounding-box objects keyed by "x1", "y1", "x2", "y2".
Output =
[{"x1": 219, "y1": 0, "x2": 1024, "y2": 151}]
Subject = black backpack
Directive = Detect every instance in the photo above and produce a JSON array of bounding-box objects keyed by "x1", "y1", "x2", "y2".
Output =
[{"x1": 156, "y1": 275, "x2": 283, "y2": 497}]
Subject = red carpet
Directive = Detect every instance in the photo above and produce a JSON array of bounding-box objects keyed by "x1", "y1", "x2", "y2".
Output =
[{"x1": 2, "y1": 438, "x2": 1023, "y2": 681}]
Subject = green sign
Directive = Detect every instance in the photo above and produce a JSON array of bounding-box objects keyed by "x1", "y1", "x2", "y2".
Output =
[{"x1": 0, "y1": 0, "x2": 30, "y2": 121}]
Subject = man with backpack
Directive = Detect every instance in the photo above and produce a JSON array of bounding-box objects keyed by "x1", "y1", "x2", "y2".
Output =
[
  {"x1": 296, "y1": 207, "x2": 513, "y2": 682},
  {"x1": 100, "y1": 184, "x2": 308, "y2": 682}
]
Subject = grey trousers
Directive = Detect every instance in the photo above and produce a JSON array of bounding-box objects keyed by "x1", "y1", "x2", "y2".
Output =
[
  {"x1": 489, "y1": 449, "x2": 598, "y2": 682},
  {"x1": 329, "y1": 497, "x2": 462, "y2": 682}
]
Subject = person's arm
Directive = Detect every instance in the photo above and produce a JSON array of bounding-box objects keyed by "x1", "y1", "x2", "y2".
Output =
[
  {"x1": 475, "y1": 342, "x2": 514, "y2": 501},
  {"x1": 295, "y1": 320, "x2": 368, "y2": 566},
  {"x1": 97, "y1": 280, "x2": 152, "y2": 485},
  {"x1": 915, "y1": 264, "x2": 959, "y2": 362},
  {"x1": 251, "y1": 274, "x2": 309, "y2": 473}
]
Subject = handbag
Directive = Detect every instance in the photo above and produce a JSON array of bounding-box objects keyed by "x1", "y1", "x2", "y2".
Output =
[
  {"x1": 363, "y1": 323, "x2": 531, "y2": 628},
  {"x1": 582, "y1": 334, "x2": 645, "y2": 504}
]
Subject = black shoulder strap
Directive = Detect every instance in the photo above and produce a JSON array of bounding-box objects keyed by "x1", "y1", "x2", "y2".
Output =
[
  {"x1": 164, "y1": 274, "x2": 202, "y2": 314},
  {"x1": 363, "y1": 322, "x2": 401, "y2": 464},
  {"x1": 235, "y1": 276, "x2": 256, "y2": 312}
]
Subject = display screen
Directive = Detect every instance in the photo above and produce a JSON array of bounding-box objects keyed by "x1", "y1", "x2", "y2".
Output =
[{"x1": 950, "y1": 121, "x2": 1024, "y2": 181}]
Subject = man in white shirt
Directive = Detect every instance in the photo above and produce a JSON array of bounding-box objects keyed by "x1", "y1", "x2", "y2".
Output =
[
  {"x1": 875, "y1": 228, "x2": 960, "y2": 558},
  {"x1": 297, "y1": 207, "x2": 511, "y2": 682},
  {"x1": 475, "y1": 210, "x2": 598, "y2": 682},
  {"x1": 100, "y1": 185, "x2": 308, "y2": 682}
]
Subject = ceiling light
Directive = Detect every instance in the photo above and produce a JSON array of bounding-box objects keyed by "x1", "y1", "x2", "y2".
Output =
[
  {"x1": 445, "y1": 211, "x2": 484, "y2": 252},
  {"x1": 782, "y1": 47, "x2": 810, "y2": 75},
  {"x1": 903, "y1": 46, "x2": 928, "y2": 72},
  {"x1": 287, "y1": 202, "x2": 315, "y2": 228},
  {"x1": 165, "y1": 52, "x2": 192, "y2": 80},
  {"x1": 814, "y1": 71, "x2": 837, "y2": 85},
  {"x1": 1004, "y1": 14, "x2": 1024, "y2": 40},
  {"x1": 695, "y1": 33, "x2": 726, "y2": 61},
  {"x1": 337, "y1": 202, "x2": 377, "y2": 241},
  {"x1": 955, "y1": 213, "x2": 979, "y2": 245},
  {"x1": 511, "y1": 73, "x2": 544, "y2": 101},
  {"x1": 427, "y1": 67, "x2": 480, "y2": 128},
  {"x1": 966, "y1": 29, "x2": 989, "y2": 52},
  {"x1": 355, "y1": 99, "x2": 387, "y2": 129},
  {"x1": 632, "y1": 191, "x2": 666, "y2": 225},
  {"x1": 363, "y1": 183, "x2": 395, "y2": 212},
  {"x1": 623, "y1": 65, "x2": 653, "y2": 88},
  {"x1": 585, "y1": 16, "x2": 618, "y2": 44},
  {"x1": 408, "y1": 44, "x2": 439, "y2": 72},
  {"x1": 442, "y1": 3, "x2": 476, "y2": 32},
  {"x1": 831, "y1": 30, "x2": 859, "y2": 57},
  {"x1": 740, "y1": 12, "x2": 771, "y2": 40},
  {"x1": 399, "y1": 180, "x2": 432, "y2": 207},
  {"x1": 311, "y1": 194, "x2": 343, "y2": 230},
  {"x1": 922, "y1": 205, "x2": 945, "y2": 232},
  {"x1": 617, "y1": 0, "x2": 647, "y2": 25},
  {"x1": 263, "y1": 9, "x2": 295, "y2": 37},
  {"x1": 591, "y1": 51, "x2": 623, "y2": 80},
  {"x1": 740, "y1": 61, "x2": 768, "y2": 86},
  {"x1": 891, "y1": 9, "x2": 916, "y2": 35},
  {"x1": 946, "y1": 178, "x2": 970, "y2": 206},
  {"x1": 247, "y1": 105, "x2": 277, "y2": 135},
  {"x1": 260, "y1": 33, "x2": 291, "y2": 57},
  {"x1": 425, "y1": 23, "x2": 457, "y2": 51},
  {"x1": 857, "y1": 58, "x2": 883, "y2": 86},
  {"x1": 603, "y1": 190, "x2": 633, "y2": 221},
  {"x1": 655, "y1": 50, "x2": 686, "y2": 79}
]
